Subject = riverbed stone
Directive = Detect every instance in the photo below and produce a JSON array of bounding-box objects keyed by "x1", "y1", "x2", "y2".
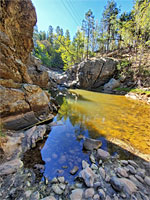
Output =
[
  {"x1": 52, "y1": 184, "x2": 63, "y2": 195},
  {"x1": 79, "y1": 167, "x2": 96, "y2": 187},
  {"x1": 137, "y1": 168, "x2": 146, "y2": 179},
  {"x1": 91, "y1": 163, "x2": 98, "y2": 170},
  {"x1": 117, "y1": 167, "x2": 128, "y2": 178},
  {"x1": 90, "y1": 154, "x2": 96, "y2": 163},
  {"x1": 110, "y1": 177, "x2": 137, "y2": 195},
  {"x1": 70, "y1": 166, "x2": 79, "y2": 175},
  {"x1": 97, "y1": 149, "x2": 110, "y2": 160},
  {"x1": 30, "y1": 191, "x2": 40, "y2": 200},
  {"x1": 70, "y1": 189, "x2": 83, "y2": 200},
  {"x1": 82, "y1": 160, "x2": 89, "y2": 169},
  {"x1": 99, "y1": 167, "x2": 106, "y2": 179},
  {"x1": 41, "y1": 196, "x2": 56, "y2": 200},
  {"x1": 135, "y1": 175, "x2": 144, "y2": 183},
  {"x1": 127, "y1": 165, "x2": 137, "y2": 174},
  {"x1": 144, "y1": 176, "x2": 150, "y2": 186},
  {"x1": 83, "y1": 138, "x2": 102, "y2": 151},
  {"x1": 93, "y1": 194, "x2": 100, "y2": 200},
  {"x1": 84, "y1": 188, "x2": 95, "y2": 198},
  {"x1": 0, "y1": 159, "x2": 23, "y2": 176},
  {"x1": 58, "y1": 176, "x2": 65, "y2": 183},
  {"x1": 98, "y1": 189, "x2": 106, "y2": 200},
  {"x1": 128, "y1": 160, "x2": 139, "y2": 168}
]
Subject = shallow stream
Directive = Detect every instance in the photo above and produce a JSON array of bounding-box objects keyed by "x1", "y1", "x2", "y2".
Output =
[{"x1": 24, "y1": 89, "x2": 150, "y2": 182}]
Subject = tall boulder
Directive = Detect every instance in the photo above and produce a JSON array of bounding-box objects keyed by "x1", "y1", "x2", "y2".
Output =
[
  {"x1": 57, "y1": 58, "x2": 118, "y2": 89},
  {"x1": 0, "y1": 0, "x2": 55, "y2": 130}
]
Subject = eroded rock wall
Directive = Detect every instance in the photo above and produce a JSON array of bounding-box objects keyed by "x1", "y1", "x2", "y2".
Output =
[{"x1": 0, "y1": 0, "x2": 55, "y2": 130}]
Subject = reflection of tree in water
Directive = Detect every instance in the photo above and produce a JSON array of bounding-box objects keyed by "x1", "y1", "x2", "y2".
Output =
[{"x1": 57, "y1": 97, "x2": 88, "y2": 126}]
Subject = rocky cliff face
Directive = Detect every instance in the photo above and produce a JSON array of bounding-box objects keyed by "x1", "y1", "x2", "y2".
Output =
[{"x1": 0, "y1": 0, "x2": 56, "y2": 130}]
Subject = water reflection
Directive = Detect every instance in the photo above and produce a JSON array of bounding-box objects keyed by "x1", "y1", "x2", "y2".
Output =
[
  {"x1": 63, "y1": 89, "x2": 150, "y2": 161},
  {"x1": 41, "y1": 116, "x2": 136, "y2": 182}
]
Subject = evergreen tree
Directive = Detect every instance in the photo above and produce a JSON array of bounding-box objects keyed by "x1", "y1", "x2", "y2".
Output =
[{"x1": 82, "y1": 9, "x2": 95, "y2": 59}]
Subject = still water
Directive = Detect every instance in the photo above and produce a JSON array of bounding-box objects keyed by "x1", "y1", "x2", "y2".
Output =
[
  {"x1": 24, "y1": 89, "x2": 150, "y2": 182},
  {"x1": 39, "y1": 90, "x2": 150, "y2": 181}
]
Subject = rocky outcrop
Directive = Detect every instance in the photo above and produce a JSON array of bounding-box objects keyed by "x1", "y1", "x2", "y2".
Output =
[
  {"x1": 27, "y1": 55, "x2": 57, "y2": 89},
  {"x1": 0, "y1": 0, "x2": 56, "y2": 130},
  {"x1": 56, "y1": 58, "x2": 118, "y2": 89}
]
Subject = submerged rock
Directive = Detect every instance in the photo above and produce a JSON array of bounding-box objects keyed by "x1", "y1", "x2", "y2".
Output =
[
  {"x1": 70, "y1": 166, "x2": 79, "y2": 175},
  {"x1": 97, "y1": 149, "x2": 110, "y2": 160},
  {"x1": 83, "y1": 138, "x2": 102, "y2": 151}
]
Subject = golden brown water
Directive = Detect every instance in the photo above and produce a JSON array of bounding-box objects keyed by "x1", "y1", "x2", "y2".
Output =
[{"x1": 64, "y1": 89, "x2": 150, "y2": 161}]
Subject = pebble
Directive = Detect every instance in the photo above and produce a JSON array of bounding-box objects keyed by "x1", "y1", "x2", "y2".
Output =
[
  {"x1": 98, "y1": 189, "x2": 105, "y2": 200},
  {"x1": 97, "y1": 149, "x2": 110, "y2": 160},
  {"x1": 52, "y1": 184, "x2": 63, "y2": 195},
  {"x1": 41, "y1": 196, "x2": 56, "y2": 200},
  {"x1": 58, "y1": 176, "x2": 65, "y2": 183},
  {"x1": 70, "y1": 166, "x2": 79, "y2": 175},
  {"x1": 90, "y1": 154, "x2": 96, "y2": 163},
  {"x1": 93, "y1": 194, "x2": 100, "y2": 200},
  {"x1": 127, "y1": 164, "x2": 137, "y2": 174},
  {"x1": 135, "y1": 174, "x2": 144, "y2": 183},
  {"x1": 82, "y1": 160, "x2": 89, "y2": 169},
  {"x1": 144, "y1": 176, "x2": 150, "y2": 186},
  {"x1": 70, "y1": 189, "x2": 83, "y2": 200},
  {"x1": 91, "y1": 163, "x2": 98, "y2": 170},
  {"x1": 120, "y1": 160, "x2": 128, "y2": 165},
  {"x1": 128, "y1": 160, "x2": 139, "y2": 168},
  {"x1": 117, "y1": 167, "x2": 128, "y2": 178},
  {"x1": 99, "y1": 167, "x2": 106, "y2": 179},
  {"x1": 84, "y1": 188, "x2": 95, "y2": 198}
]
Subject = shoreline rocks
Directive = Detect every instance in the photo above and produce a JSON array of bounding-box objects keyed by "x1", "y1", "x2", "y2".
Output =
[{"x1": 0, "y1": 131, "x2": 150, "y2": 200}]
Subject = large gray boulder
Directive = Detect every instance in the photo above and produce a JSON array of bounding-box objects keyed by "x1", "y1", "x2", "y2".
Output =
[{"x1": 59, "y1": 58, "x2": 118, "y2": 89}]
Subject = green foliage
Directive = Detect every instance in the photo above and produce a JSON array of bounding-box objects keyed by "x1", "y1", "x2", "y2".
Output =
[
  {"x1": 33, "y1": 0, "x2": 150, "y2": 70},
  {"x1": 0, "y1": 124, "x2": 5, "y2": 138},
  {"x1": 117, "y1": 60, "x2": 131, "y2": 70}
]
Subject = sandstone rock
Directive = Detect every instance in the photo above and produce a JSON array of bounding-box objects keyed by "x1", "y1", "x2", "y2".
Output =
[
  {"x1": 0, "y1": 159, "x2": 23, "y2": 176},
  {"x1": 79, "y1": 167, "x2": 96, "y2": 187},
  {"x1": 83, "y1": 138, "x2": 102, "y2": 151},
  {"x1": 104, "y1": 78, "x2": 120, "y2": 91},
  {"x1": 97, "y1": 149, "x2": 110, "y2": 160},
  {"x1": 70, "y1": 189, "x2": 83, "y2": 200},
  {"x1": 84, "y1": 188, "x2": 95, "y2": 198},
  {"x1": 2, "y1": 111, "x2": 39, "y2": 130},
  {"x1": 0, "y1": 0, "x2": 56, "y2": 130}
]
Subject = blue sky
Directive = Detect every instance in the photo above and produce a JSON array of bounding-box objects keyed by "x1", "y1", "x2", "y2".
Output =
[{"x1": 32, "y1": 0, "x2": 134, "y2": 38}]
